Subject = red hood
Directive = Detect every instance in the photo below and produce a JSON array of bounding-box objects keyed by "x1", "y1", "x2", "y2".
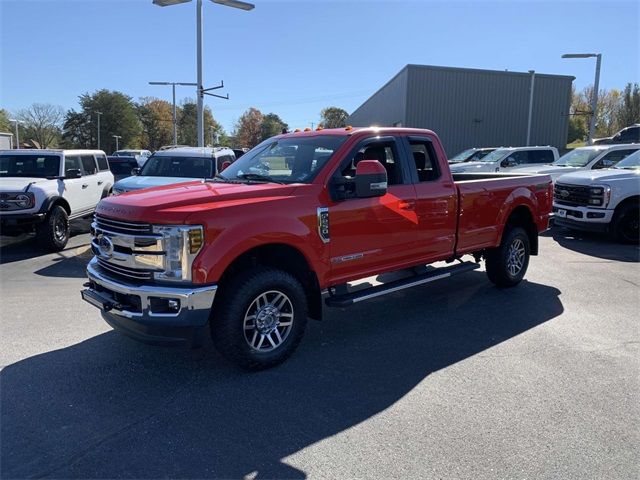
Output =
[{"x1": 96, "y1": 180, "x2": 297, "y2": 223}]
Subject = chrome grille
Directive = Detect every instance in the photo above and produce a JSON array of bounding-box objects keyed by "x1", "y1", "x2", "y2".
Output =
[
  {"x1": 96, "y1": 258, "x2": 153, "y2": 281},
  {"x1": 94, "y1": 214, "x2": 152, "y2": 235},
  {"x1": 554, "y1": 183, "x2": 591, "y2": 207}
]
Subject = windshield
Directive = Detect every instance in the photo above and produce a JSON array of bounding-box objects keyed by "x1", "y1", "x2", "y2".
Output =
[
  {"x1": 477, "y1": 148, "x2": 511, "y2": 163},
  {"x1": 614, "y1": 150, "x2": 640, "y2": 169},
  {"x1": 449, "y1": 149, "x2": 475, "y2": 163},
  {"x1": 219, "y1": 135, "x2": 348, "y2": 184},
  {"x1": 0, "y1": 154, "x2": 61, "y2": 178},
  {"x1": 108, "y1": 160, "x2": 138, "y2": 175},
  {"x1": 140, "y1": 155, "x2": 214, "y2": 178},
  {"x1": 554, "y1": 148, "x2": 602, "y2": 167}
]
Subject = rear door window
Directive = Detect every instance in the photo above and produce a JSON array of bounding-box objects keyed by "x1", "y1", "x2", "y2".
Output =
[
  {"x1": 96, "y1": 154, "x2": 109, "y2": 171},
  {"x1": 81, "y1": 155, "x2": 97, "y2": 175},
  {"x1": 528, "y1": 150, "x2": 555, "y2": 164},
  {"x1": 408, "y1": 140, "x2": 440, "y2": 182}
]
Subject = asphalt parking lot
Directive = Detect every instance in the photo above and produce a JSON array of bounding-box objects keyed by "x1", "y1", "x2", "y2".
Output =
[{"x1": 1, "y1": 223, "x2": 638, "y2": 479}]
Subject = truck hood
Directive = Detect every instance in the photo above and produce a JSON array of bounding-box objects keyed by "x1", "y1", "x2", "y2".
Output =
[
  {"x1": 114, "y1": 176, "x2": 201, "y2": 192},
  {"x1": 0, "y1": 177, "x2": 50, "y2": 193},
  {"x1": 555, "y1": 168, "x2": 640, "y2": 186},
  {"x1": 518, "y1": 165, "x2": 580, "y2": 175},
  {"x1": 97, "y1": 180, "x2": 298, "y2": 223}
]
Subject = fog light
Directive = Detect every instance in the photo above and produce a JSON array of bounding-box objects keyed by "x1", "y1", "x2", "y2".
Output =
[
  {"x1": 168, "y1": 299, "x2": 180, "y2": 311},
  {"x1": 149, "y1": 297, "x2": 181, "y2": 314}
]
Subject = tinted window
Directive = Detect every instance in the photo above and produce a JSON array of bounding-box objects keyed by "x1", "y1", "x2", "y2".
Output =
[
  {"x1": 619, "y1": 127, "x2": 639, "y2": 142},
  {"x1": 81, "y1": 155, "x2": 97, "y2": 175},
  {"x1": 96, "y1": 155, "x2": 109, "y2": 171},
  {"x1": 593, "y1": 149, "x2": 638, "y2": 169},
  {"x1": 0, "y1": 155, "x2": 61, "y2": 178},
  {"x1": 65, "y1": 155, "x2": 83, "y2": 175},
  {"x1": 528, "y1": 150, "x2": 555, "y2": 164},
  {"x1": 141, "y1": 156, "x2": 214, "y2": 178},
  {"x1": 339, "y1": 140, "x2": 402, "y2": 185},
  {"x1": 409, "y1": 140, "x2": 440, "y2": 182}
]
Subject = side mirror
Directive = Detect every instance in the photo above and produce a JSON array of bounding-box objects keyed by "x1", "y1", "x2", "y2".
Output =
[
  {"x1": 501, "y1": 157, "x2": 517, "y2": 168},
  {"x1": 355, "y1": 160, "x2": 388, "y2": 198},
  {"x1": 65, "y1": 168, "x2": 81, "y2": 179},
  {"x1": 220, "y1": 160, "x2": 231, "y2": 172},
  {"x1": 131, "y1": 167, "x2": 141, "y2": 176}
]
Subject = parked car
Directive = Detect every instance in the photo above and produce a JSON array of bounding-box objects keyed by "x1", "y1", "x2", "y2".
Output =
[
  {"x1": 518, "y1": 144, "x2": 640, "y2": 181},
  {"x1": 0, "y1": 149, "x2": 114, "y2": 251},
  {"x1": 448, "y1": 147, "x2": 496, "y2": 164},
  {"x1": 107, "y1": 156, "x2": 139, "y2": 181},
  {"x1": 111, "y1": 147, "x2": 236, "y2": 194},
  {"x1": 82, "y1": 127, "x2": 552, "y2": 370},
  {"x1": 449, "y1": 146, "x2": 559, "y2": 173},
  {"x1": 553, "y1": 149, "x2": 640, "y2": 243},
  {"x1": 112, "y1": 149, "x2": 152, "y2": 167},
  {"x1": 593, "y1": 124, "x2": 640, "y2": 145}
]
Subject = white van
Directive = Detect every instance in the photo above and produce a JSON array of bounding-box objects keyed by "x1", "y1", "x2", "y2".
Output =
[{"x1": 0, "y1": 149, "x2": 114, "y2": 250}]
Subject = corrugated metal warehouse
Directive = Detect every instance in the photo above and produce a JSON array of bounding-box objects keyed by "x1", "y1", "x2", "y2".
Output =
[{"x1": 347, "y1": 64, "x2": 574, "y2": 156}]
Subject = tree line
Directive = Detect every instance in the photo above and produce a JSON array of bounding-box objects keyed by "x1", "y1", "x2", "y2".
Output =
[
  {"x1": 0, "y1": 89, "x2": 350, "y2": 152},
  {"x1": 568, "y1": 82, "x2": 640, "y2": 143}
]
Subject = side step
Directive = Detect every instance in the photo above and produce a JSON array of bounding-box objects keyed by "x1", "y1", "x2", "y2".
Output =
[{"x1": 325, "y1": 261, "x2": 480, "y2": 308}]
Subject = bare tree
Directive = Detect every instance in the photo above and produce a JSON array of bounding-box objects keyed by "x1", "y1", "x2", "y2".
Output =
[{"x1": 17, "y1": 103, "x2": 65, "y2": 148}]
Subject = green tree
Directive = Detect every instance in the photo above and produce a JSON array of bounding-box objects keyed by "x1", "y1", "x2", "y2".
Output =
[
  {"x1": 62, "y1": 89, "x2": 142, "y2": 152},
  {"x1": 0, "y1": 108, "x2": 11, "y2": 132},
  {"x1": 177, "y1": 100, "x2": 224, "y2": 147},
  {"x1": 567, "y1": 116, "x2": 587, "y2": 144},
  {"x1": 320, "y1": 106, "x2": 348, "y2": 128},
  {"x1": 260, "y1": 113, "x2": 288, "y2": 141},
  {"x1": 616, "y1": 82, "x2": 640, "y2": 128},
  {"x1": 234, "y1": 107, "x2": 264, "y2": 148},
  {"x1": 138, "y1": 97, "x2": 176, "y2": 150},
  {"x1": 16, "y1": 103, "x2": 64, "y2": 148}
]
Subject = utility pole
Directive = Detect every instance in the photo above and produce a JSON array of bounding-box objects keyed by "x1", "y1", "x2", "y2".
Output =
[
  {"x1": 149, "y1": 81, "x2": 197, "y2": 145},
  {"x1": 113, "y1": 135, "x2": 122, "y2": 151},
  {"x1": 96, "y1": 111, "x2": 103, "y2": 149},
  {"x1": 9, "y1": 119, "x2": 24, "y2": 149},
  {"x1": 526, "y1": 70, "x2": 535, "y2": 146},
  {"x1": 562, "y1": 53, "x2": 602, "y2": 145}
]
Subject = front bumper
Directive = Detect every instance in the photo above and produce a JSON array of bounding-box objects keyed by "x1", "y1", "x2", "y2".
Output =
[
  {"x1": 552, "y1": 203, "x2": 613, "y2": 233},
  {"x1": 0, "y1": 212, "x2": 45, "y2": 233},
  {"x1": 82, "y1": 258, "x2": 217, "y2": 344}
]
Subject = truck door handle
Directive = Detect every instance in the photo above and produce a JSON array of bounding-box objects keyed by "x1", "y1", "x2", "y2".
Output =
[
  {"x1": 97, "y1": 180, "x2": 104, "y2": 185},
  {"x1": 398, "y1": 200, "x2": 416, "y2": 210},
  {"x1": 82, "y1": 184, "x2": 89, "y2": 189}
]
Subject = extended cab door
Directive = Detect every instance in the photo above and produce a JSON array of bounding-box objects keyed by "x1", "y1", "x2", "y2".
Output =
[
  {"x1": 327, "y1": 136, "x2": 421, "y2": 283},
  {"x1": 402, "y1": 136, "x2": 458, "y2": 262}
]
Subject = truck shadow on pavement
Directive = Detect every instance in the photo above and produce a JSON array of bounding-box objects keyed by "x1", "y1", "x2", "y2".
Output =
[
  {"x1": 1, "y1": 272, "x2": 563, "y2": 479},
  {"x1": 546, "y1": 226, "x2": 639, "y2": 263}
]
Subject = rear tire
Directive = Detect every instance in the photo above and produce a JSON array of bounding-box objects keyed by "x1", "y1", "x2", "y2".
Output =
[
  {"x1": 485, "y1": 226, "x2": 530, "y2": 287},
  {"x1": 36, "y1": 205, "x2": 69, "y2": 252},
  {"x1": 211, "y1": 267, "x2": 308, "y2": 370},
  {"x1": 612, "y1": 203, "x2": 640, "y2": 244}
]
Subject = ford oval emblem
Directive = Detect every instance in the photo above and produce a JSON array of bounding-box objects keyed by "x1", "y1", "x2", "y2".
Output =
[
  {"x1": 559, "y1": 189, "x2": 570, "y2": 198},
  {"x1": 97, "y1": 235, "x2": 114, "y2": 258}
]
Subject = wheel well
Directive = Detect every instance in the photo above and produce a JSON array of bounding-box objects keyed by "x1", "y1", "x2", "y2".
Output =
[
  {"x1": 218, "y1": 243, "x2": 323, "y2": 321},
  {"x1": 50, "y1": 198, "x2": 71, "y2": 215},
  {"x1": 613, "y1": 196, "x2": 640, "y2": 218},
  {"x1": 505, "y1": 205, "x2": 538, "y2": 255}
]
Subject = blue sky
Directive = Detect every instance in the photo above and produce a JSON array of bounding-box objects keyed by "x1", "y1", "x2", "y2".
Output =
[{"x1": 1, "y1": 0, "x2": 638, "y2": 133}]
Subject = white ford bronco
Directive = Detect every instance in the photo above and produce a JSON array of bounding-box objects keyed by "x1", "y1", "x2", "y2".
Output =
[{"x1": 0, "y1": 149, "x2": 114, "y2": 251}]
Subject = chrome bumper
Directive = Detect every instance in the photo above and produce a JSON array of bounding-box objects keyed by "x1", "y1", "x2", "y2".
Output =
[{"x1": 83, "y1": 257, "x2": 217, "y2": 328}]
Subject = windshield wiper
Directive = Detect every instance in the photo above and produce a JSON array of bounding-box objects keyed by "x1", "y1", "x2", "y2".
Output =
[{"x1": 237, "y1": 173, "x2": 285, "y2": 184}]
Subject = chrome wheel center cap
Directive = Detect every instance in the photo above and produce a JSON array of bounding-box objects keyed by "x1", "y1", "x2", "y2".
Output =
[{"x1": 255, "y1": 305, "x2": 280, "y2": 334}]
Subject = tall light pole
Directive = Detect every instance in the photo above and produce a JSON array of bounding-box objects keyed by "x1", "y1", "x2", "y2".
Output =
[
  {"x1": 96, "y1": 111, "x2": 103, "y2": 149},
  {"x1": 8, "y1": 119, "x2": 25, "y2": 149},
  {"x1": 152, "y1": 0, "x2": 254, "y2": 147},
  {"x1": 562, "y1": 53, "x2": 602, "y2": 145},
  {"x1": 149, "y1": 81, "x2": 197, "y2": 145},
  {"x1": 113, "y1": 135, "x2": 122, "y2": 151}
]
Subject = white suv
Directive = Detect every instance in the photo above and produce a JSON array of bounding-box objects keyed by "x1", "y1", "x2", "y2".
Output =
[
  {"x1": 449, "y1": 146, "x2": 559, "y2": 173},
  {"x1": 0, "y1": 149, "x2": 114, "y2": 251}
]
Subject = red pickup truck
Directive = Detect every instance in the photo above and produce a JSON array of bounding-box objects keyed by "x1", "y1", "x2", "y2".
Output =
[{"x1": 82, "y1": 128, "x2": 552, "y2": 370}]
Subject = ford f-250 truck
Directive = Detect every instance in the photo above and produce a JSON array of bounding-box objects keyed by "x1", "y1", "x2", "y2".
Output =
[{"x1": 81, "y1": 127, "x2": 553, "y2": 370}]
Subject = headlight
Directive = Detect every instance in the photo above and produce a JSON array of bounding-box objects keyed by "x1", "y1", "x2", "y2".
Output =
[
  {"x1": 589, "y1": 184, "x2": 611, "y2": 208},
  {"x1": 0, "y1": 192, "x2": 35, "y2": 210},
  {"x1": 112, "y1": 188, "x2": 123, "y2": 196},
  {"x1": 152, "y1": 225, "x2": 204, "y2": 282}
]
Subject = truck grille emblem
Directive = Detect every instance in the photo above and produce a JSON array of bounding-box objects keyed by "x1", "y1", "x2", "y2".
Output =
[{"x1": 96, "y1": 234, "x2": 115, "y2": 258}]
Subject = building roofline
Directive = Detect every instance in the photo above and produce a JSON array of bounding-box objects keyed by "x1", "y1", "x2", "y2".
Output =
[
  {"x1": 405, "y1": 63, "x2": 575, "y2": 81},
  {"x1": 349, "y1": 65, "x2": 410, "y2": 118}
]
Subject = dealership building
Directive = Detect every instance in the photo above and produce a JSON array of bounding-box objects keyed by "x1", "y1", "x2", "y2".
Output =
[{"x1": 347, "y1": 64, "x2": 574, "y2": 156}]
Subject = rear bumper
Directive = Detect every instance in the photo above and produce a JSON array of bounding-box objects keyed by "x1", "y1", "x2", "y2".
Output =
[{"x1": 82, "y1": 258, "x2": 217, "y2": 345}]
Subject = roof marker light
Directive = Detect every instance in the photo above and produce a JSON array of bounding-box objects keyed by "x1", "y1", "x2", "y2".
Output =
[
  {"x1": 304, "y1": 127, "x2": 312, "y2": 132},
  {"x1": 316, "y1": 126, "x2": 324, "y2": 131},
  {"x1": 294, "y1": 128, "x2": 301, "y2": 132},
  {"x1": 345, "y1": 125, "x2": 353, "y2": 131}
]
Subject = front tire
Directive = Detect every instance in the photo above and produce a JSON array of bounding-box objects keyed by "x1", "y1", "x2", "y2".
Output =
[
  {"x1": 211, "y1": 267, "x2": 308, "y2": 370},
  {"x1": 612, "y1": 203, "x2": 640, "y2": 244},
  {"x1": 36, "y1": 205, "x2": 69, "y2": 252},
  {"x1": 485, "y1": 226, "x2": 530, "y2": 287}
]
